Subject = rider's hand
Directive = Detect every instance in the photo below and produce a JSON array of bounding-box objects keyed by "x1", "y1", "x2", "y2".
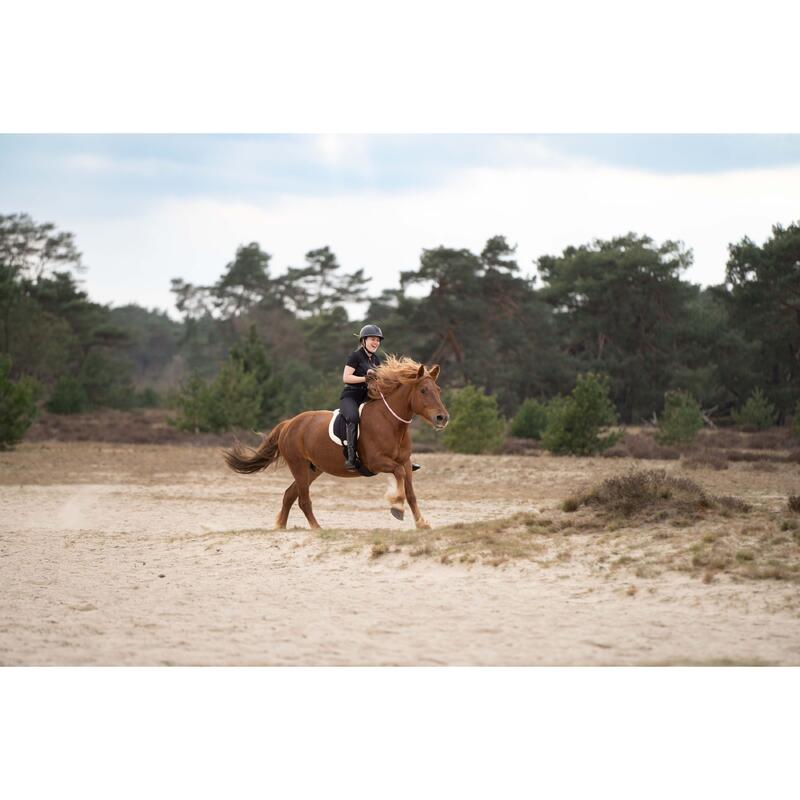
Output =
[{"x1": 365, "y1": 369, "x2": 377, "y2": 381}]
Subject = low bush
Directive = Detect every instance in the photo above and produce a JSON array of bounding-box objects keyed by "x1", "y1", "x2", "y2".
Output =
[{"x1": 567, "y1": 468, "x2": 751, "y2": 520}]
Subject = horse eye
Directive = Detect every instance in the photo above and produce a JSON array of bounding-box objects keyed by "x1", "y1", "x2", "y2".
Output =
[{"x1": 421, "y1": 388, "x2": 428, "y2": 394}]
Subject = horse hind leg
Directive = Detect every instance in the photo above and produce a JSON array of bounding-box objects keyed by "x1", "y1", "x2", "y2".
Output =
[
  {"x1": 275, "y1": 481, "x2": 299, "y2": 530},
  {"x1": 288, "y1": 460, "x2": 322, "y2": 530},
  {"x1": 275, "y1": 464, "x2": 320, "y2": 530}
]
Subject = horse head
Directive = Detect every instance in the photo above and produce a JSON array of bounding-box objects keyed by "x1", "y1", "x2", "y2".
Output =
[{"x1": 409, "y1": 364, "x2": 449, "y2": 430}]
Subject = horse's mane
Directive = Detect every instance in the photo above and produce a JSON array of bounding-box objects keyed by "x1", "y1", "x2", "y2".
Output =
[{"x1": 368, "y1": 355, "x2": 425, "y2": 399}]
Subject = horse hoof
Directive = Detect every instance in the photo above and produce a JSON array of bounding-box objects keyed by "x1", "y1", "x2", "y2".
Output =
[{"x1": 390, "y1": 507, "x2": 405, "y2": 521}]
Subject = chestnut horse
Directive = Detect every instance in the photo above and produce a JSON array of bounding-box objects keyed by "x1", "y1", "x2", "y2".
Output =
[{"x1": 223, "y1": 356, "x2": 449, "y2": 530}]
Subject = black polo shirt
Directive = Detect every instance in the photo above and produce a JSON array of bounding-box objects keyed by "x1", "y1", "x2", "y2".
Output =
[{"x1": 341, "y1": 347, "x2": 381, "y2": 401}]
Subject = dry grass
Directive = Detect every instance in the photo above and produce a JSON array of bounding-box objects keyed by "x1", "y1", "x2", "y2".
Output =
[
  {"x1": 726, "y1": 450, "x2": 783, "y2": 463},
  {"x1": 745, "y1": 429, "x2": 795, "y2": 450},
  {"x1": 698, "y1": 428, "x2": 794, "y2": 451},
  {"x1": 24, "y1": 408, "x2": 239, "y2": 446},
  {"x1": 319, "y1": 511, "x2": 800, "y2": 589},
  {"x1": 703, "y1": 430, "x2": 747, "y2": 449},
  {"x1": 682, "y1": 450, "x2": 729, "y2": 471},
  {"x1": 498, "y1": 437, "x2": 542, "y2": 456},
  {"x1": 748, "y1": 462, "x2": 779, "y2": 473},
  {"x1": 603, "y1": 433, "x2": 679, "y2": 460},
  {"x1": 307, "y1": 467, "x2": 800, "y2": 591},
  {"x1": 319, "y1": 511, "x2": 561, "y2": 568}
]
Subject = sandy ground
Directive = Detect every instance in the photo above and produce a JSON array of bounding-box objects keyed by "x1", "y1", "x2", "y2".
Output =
[{"x1": 1, "y1": 442, "x2": 799, "y2": 665}]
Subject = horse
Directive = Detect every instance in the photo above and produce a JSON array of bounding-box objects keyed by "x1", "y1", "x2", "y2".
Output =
[{"x1": 223, "y1": 356, "x2": 449, "y2": 530}]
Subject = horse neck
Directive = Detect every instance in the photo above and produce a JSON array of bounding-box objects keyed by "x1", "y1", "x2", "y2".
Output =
[{"x1": 381, "y1": 382, "x2": 415, "y2": 423}]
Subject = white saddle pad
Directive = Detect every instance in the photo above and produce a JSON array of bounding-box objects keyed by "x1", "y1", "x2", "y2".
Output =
[{"x1": 328, "y1": 403, "x2": 367, "y2": 446}]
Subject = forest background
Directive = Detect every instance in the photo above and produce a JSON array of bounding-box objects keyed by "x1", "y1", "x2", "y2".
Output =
[{"x1": 2, "y1": 210, "x2": 798, "y2": 438}]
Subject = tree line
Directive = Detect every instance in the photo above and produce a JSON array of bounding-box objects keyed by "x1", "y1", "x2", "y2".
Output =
[{"x1": 1, "y1": 211, "x2": 799, "y2": 442}]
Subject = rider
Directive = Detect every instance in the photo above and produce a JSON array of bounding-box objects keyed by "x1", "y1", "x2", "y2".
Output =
[{"x1": 340, "y1": 324, "x2": 383, "y2": 471}]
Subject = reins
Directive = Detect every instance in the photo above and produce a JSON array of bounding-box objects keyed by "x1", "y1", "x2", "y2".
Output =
[{"x1": 378, "y1": 390, "x2": 412, "y2": 424}]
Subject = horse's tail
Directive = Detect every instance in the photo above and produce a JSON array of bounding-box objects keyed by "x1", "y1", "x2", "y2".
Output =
[{"x1": 223, "y1": 420, "x2": 289, "y2": 475}]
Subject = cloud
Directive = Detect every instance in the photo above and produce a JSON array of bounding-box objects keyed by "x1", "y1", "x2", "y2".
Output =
[{"x1": 70, "y1": 158, "x2": 800, "y2": 315}]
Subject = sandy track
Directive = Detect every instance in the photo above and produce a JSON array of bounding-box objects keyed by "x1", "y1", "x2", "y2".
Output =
[{"x1": 1, "y1": 443, "x2": 799, "y2": 665}]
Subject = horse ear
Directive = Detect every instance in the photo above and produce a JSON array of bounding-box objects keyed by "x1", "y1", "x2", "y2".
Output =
[
  {"x1": 416, "y1": 365, "x2": 425, "y2": 380},
  {"x1": 428, "y1": 364, "x2": 440, "y2": 381}
]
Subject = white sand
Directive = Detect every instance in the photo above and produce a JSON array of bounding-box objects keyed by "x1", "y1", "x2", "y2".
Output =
[{"x1": 1, "y1": 444, "x2": 799, "y2": 665}]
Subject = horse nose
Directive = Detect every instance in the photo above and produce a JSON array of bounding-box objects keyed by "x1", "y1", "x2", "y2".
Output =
[{"x1": 436, "y1": 414, "x2": 449, "y2": 425}]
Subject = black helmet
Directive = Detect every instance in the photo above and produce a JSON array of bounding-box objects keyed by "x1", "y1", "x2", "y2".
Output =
[{"x1": 357, "y1": 324, "x2": 384, "y2": 341}]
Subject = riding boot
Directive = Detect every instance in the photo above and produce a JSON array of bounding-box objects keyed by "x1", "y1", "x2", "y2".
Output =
[{"x1": 344, "y1": 422, "x2": 359, "y2": 471}]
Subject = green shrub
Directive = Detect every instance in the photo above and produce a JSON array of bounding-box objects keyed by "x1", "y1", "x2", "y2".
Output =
[
  {"x1": 210, "y1": 360, "x2": 262, "y2": 430},
  {"x1": 794, "y1": 400, "x2": 800, "y2": 438},
  {"x1": 229, "y1": 325, "x2": 282, "y2": 426},
  {"x1": 0, "y1": 357, "x2": 39, "y2": 450},
  {"x1": 133, "y1": 387, "x2": 160, "y2": 408},
  {"x1": 656, "y1": 390, "x2": 703, "y2": 445},
  {"x1": 173, "y1": 361, "x2": 262, "y2": 433},
  {"x1": 731, "y1": 388, "x2": 775, "y2": 430},
  {"x1": 442, "y1": 384, "x2": 506, "y2": 454},
  {"x1": 172, "y1": 374, "x2": 211, "y2": 432},
  {"x1": 46, "y1": 375, "x2": 89, "y2": 414},
  {"x1": 541, "y1": 372, "x2": 620, "y2": 455},
  {"x1": 79, "y1": 350, "x2": 136, "y2": 410},
  {"x1": 510, "y1": 398, "x2": 549, "y2": 439}
]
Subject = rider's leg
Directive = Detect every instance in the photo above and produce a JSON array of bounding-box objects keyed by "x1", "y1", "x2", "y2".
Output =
[{"x1": 341, "y1": 395, "x2": 359, "y2": 471}]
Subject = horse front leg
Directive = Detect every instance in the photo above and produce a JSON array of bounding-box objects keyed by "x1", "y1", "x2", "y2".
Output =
[
  {"x1": 403, "y1": 460, "x2": 430, "y2": 529},
  {"x1": 384, "y1": 464, "x2": 408, "y2": 521}
]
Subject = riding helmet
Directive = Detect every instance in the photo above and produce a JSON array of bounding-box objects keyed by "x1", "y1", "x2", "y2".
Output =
[{"x1": 357, "y1": 324, "x2": 384, "y2": 341}]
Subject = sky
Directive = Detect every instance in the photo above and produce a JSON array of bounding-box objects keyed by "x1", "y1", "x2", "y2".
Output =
[{"x1": 2, "y1": 133, "x2": 800, "y2": 316}]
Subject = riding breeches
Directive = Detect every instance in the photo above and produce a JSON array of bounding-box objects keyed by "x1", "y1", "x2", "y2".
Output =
[{"x1": 339, "y1": 395, "x2": 361, "y2": 425}]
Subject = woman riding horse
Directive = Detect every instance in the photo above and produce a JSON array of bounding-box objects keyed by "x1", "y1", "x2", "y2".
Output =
[
  {"x1": 223, "y1": 354, "x2": 449, "y2": 529},
  {"x1": 340, "y1": 324, "x2": 383, "y2": 471}
]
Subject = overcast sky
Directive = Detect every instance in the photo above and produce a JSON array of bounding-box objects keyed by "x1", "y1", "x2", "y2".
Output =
[{"x1": 2, "y1": 134, "x2": 800, "y2": 316}]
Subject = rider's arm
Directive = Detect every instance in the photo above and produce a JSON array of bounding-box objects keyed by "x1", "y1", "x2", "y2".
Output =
[{"x1": 342, "y1": 365, "x2": 367, "y2": 385}]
